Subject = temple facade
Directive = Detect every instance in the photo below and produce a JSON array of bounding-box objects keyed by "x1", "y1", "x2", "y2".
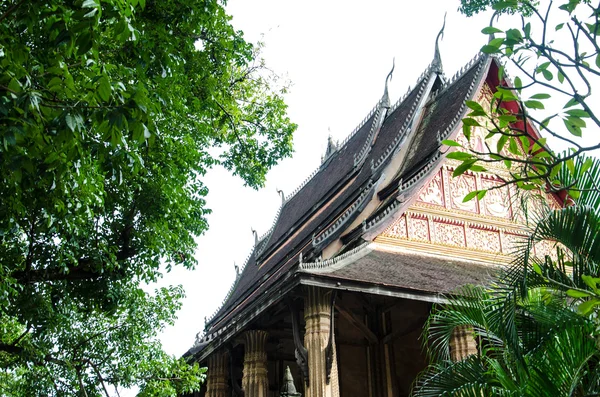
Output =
[{"x1": 183, "y1": 36, "x2": 561, "y2": 397}]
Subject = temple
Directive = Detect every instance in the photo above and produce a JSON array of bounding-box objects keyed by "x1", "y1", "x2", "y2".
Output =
[{"x1": 183, "y1": 30, "x2": 562, "y2": 397}]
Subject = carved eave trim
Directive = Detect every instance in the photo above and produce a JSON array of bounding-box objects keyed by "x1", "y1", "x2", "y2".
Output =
[
  {"x1": 312, "y1": 180, "x2": 375, "y2": 248},
  {"x1": 201, "y1": 247, "x2": 257, "y2": 335},
  {"x1": 353, "y1": 105, "x2": 386, "y2": 168},
  {"x1": 193, "y1": 268, "x2": 301, "y2": 363},
  {"x1": 397, "y1": 151, "x2": 443, "y2": 197},
  {"x1": 300, "y1": 241, "x2": 374, "y2": 273}
]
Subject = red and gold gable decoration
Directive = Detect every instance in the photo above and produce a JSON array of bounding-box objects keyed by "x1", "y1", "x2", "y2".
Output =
[{"x1": 376, "y1": 83, "x2": 562, "y2": 265}]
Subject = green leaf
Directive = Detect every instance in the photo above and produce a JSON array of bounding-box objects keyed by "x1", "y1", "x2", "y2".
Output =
[
  {"x1": 541, "y1": 69, "x2": 553, "y2": 81},
  {"x1": 565, "y1": 109, "x2": 590, "y2": 118},
  {"x1": 441, "y1": 140, "x2": 462, "y2": 147},
  {"x1": 582, "y1": 275, "x2": 600, "y2": 292},
  {"x1": 98, "y1": 76, "x2": 111, "y2": 102},
  {"x1": 462, "y1": 190, "x2": 479, "y2": 202},
  {"x1": 563, "y1": 118, "x2": 582, "y2": 136},
  {"x1": 453, "y1": 160, "x2": 477, "y2": 177},
  {"x1": 513, "y1": 76, "x2": 522, "y2": 92},
  {"x1": 530, "y1": 93, "x2": 550, "y2": 99},
  {"x1": 482, "y1": 26, "x2": 503, "y2": 34},
  {"x1": 566, "y1": 289, "x2": 591, "y2": 298},
  {"x1": 577, "y1": 299, "x2": 599, "y2": 315},
  {"x1": 81, "y1": 0, "x2": 98, "y2": 8},
  {"x1": 525, "y1": 100, "x2": 544, "y2": 110},
  {"x1": 447, "y1": 151, "x2": 474, "y2": 160},
  {"x1": 564, "y1": 97, "x2": 579, "y2": 108},
  {"x1": 462, "y1": 117, "x2": 481, "y2": 127},
  {"x1": 465, "y1": 101, "x2": 484, "y2": 113},
  {"x1": 65, "y1": 114, "x2": 76, "y2": 132}
]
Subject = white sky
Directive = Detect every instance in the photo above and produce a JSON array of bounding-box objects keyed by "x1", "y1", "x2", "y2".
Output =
[{"x1": 152, "y1": 0, "x2": 496, "y2": 359}]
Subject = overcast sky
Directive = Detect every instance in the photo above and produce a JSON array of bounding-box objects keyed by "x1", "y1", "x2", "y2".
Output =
[{"x1": 146, "y1": 0, "x2": 498, "y2": 361}]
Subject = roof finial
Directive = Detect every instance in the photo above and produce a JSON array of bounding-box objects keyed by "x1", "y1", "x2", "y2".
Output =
[
  {"x1": 323, "y1": 130, "x2": 338, "y2": 163},
  {"x1": 276, "y1": 187, "x2": 285, "y2": 205},
  {"x1": 433, "y1": 12, "x2": 447, "y2": 73},
  {"x1": 382, "y1": 58, "x2": 395, "y2": 108},
  {"x1": 234, "y1": 261, "x2": 240, "y2": 277},
  {"x1": 251, "y1": 228, "x2": 258, "y2": 247}
]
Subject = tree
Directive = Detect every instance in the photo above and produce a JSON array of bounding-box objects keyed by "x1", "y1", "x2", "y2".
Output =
[
  {"x1": 413, "y1": 157, "x2": 600, "y2": 396},
  {"x1": 414, "y1": 1, "x2": 600, "y2": 395},
  {"x1": 0, "y1": 0, "x2": 296, "y2": 395},
  {"x1": 445, "y1": 0, "x2": 600, "y2": 203}
]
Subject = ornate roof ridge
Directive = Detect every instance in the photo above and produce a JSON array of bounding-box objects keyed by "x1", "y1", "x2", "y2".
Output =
[
  {"x1": 280, "y1": 93, "x2": 382, "y2": 206},
  {"x1": 299, "y1": 241, "x2": 373, "y2": 271},
  {"x1": 389, "y1": 61, "x2": 434, "y2": 114},
  {"x1": 437, "y1": 52, "x2": 485, "y2": 96},
  {"x1": 353, "y1": 61, "x2": 396, "y2": 168},
  {"x1": 437, "y1": 54, "x2": 487, "y2": 143},
  {"x1": 363, "y1": 197, "x2": 401, "y2": 234},
  {"x1": 255, "y1": 194, "x2": 286, "y2": 257},
  {"x1": 397, "y1": 151, "x2": 443, "y2": 194},
  {"x1": 202, "y1": 246, "x2": 255, "y2": 331},
  {"x1": 370, "y1": 75, "x2": 431, "y2": 173},
  {"x1": 312, "y1": 179, "x2": 376, "y2": 247},
  {"x1": 353, "y1": 105, "x2": 385, "y2": 168}
]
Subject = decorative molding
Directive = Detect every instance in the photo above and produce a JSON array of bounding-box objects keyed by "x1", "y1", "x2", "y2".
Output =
[
  {"x1": 300, "y1": 242, "x2": 374, "y2": 273},
  {"x1": 371, "y1": 77, "x2": 429, "y2": 173},
  {"x1": 325, "y1": 290, "x2": 337, "y2": 384},
  {"x1": 313, "y1": 180, "x2": 375, "y2": 247},
  {"x1": 288, "y1": 300, "x2": 309, "y2": 383}
]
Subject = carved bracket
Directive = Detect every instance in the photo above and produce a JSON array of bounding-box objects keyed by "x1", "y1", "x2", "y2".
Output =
[
  {"x1": 325, "y1": 290, "x2": 337, "y2": 384},
  {"x1": 288, "y1": 299, "x2": 309, "y2": 383}
]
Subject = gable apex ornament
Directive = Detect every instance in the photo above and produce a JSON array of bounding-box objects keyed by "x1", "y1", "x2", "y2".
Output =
[
  {"x1": 381, "y1": 57, "x2": 395, "y2": 109},
  {"x1": 433, "y1": 12, "x2": 447, "y2": 73},
  {"x1": 276, "y1": 187, "x2": 286, "y2": 205},
  {"x1": 251, "y1": 228, "x2": 258, "y2": 248}
]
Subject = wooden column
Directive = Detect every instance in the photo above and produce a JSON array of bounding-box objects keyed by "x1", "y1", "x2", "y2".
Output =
[
  {"x1": 304, "y1": 286, "x2": 339, "y2": 397},
  {"x1": 450, "y1": 326, "x2": 478, "y2": 361},
  {"x1": 206, "y1": 350, "x2": 229, "y2": 397},
  {"x1": 242, "y1": 330, "x2": 269, "y2": 397}
]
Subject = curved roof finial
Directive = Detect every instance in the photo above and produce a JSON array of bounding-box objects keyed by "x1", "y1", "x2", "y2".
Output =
[
  {"x1": 276, "y1": 187, "x2": 285, "y2": 205},
  {"x1": 433, "y1": 12, "x2": 447, "y2": 73},
  {"x1": 382, "y1": 58, "x2": 395, "y2": 108},
  {"x1": 251, "y1": 228, "x2": 258, "y2": 247}
]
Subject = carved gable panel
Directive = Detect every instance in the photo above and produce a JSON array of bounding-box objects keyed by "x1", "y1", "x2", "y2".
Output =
[
  {"x1": 448, "y1": 171, "x2": 478, "y2": 213},
  {"x1": 417, "y1": 170, "x2": 445, "y2": 207}
]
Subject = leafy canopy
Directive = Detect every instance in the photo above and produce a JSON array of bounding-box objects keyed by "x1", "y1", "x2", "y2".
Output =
[
  {"x1": 415, "y1": 1, "x2": 600, "y2": 395},
  {"x1": 0, "y1": 0, "x2": 296, "y2": 395},
  {"x1": 450, "y1": 0, "x2": 600, "y2": 203}
]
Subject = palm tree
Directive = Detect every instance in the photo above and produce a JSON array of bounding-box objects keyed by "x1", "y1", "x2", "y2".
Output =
[{"x1": 413, "y1": 154, "x2": 600, "y2": 397}]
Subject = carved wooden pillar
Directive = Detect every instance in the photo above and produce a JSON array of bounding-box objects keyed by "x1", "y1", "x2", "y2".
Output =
[
  {"x1": 206, "y1": 350, "x2": 229, "y2": 397},
  {"x1": 242, "y1": 330, "x2": 269, "y2": 397},
  {"x1": 303, "y1": 286, "x2": 339, "y2": 397},
  {"x1": 450, "y1": 326, "x2": 478, "y2": 361}
]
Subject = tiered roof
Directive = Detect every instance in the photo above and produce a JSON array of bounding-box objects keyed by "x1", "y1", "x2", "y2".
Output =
[{"x1": 188, "y1": 45, "x2": 497, "y2": 361}]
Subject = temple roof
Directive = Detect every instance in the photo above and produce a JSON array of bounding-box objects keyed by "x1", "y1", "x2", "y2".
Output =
[
  {"x1": 191, "y1": 51, "x2": 494, "y2": 359},
  {"x1": 299, "y1": 243, "x2": 496, "y2": 295}
]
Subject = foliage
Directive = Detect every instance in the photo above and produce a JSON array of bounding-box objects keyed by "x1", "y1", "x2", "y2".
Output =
[
  {"x1": 459, "y1": 0, "x2": 538, "y2": 17},
  {"x1": 415, "y1": 1, "x2": 600, "y2": 395},
  {"x1": 413, "y1": 155, "x2": 600, "y2": 396},
  {"x1": 447, "y1": 0, "x2": 599, "y2": 203},
  {"x1": 0, "y1": 0, "x2": 296, "y2": 395}
]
